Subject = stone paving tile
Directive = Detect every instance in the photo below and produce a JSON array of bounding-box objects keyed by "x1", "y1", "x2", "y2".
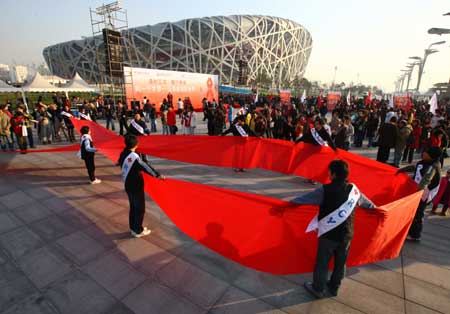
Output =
[
  {"x1": 178, "y1": 243, "x2": 245, "y2": 284},
  {"x1": 115, "y1": 238, "x2": 176, "y2": 277},
  {"x1": 0, "y1": 212, "x2": 23, "y2": 234},
  {"x1": 122, "y1": 279, "x2": 205, "y2": 314},
  {"x1": 0, "y1": 293, "x2": 58, "y2": 314},
  {"x1": 0, "y1": 226, "x2": 44, "y2": 261},
  {"x1": 41, "y1": 197, "x2": 77, "y2": 215},
  {"x1": 347, "y1": 263, "x2": 405, "y2": 298},
  {"x1": 404, "y1": 276, "x2": 450, "y2": 313},
  {"x1": 402, "y1": 258, "x2": 450, "y2": 291},
  {"x1": 335, "y1": 278, "x2": 405, "y2": 314},
  {"x1": 0, "y1": 261, "x2": 23, "y2": 288},
  {"x1": 102, "y1": 302, "x2": 136, "y2": 314},
  {"x1": 232, "y1": 268, "x2": 312, "y2": 311},
  {"x1": 0, "y1": 276, "x2": 37, "y2": 313},
  {"x1": 82, "y1": 219, "x2": 130, "y2": 249},
  {"x1": 56, "y1": 231, "x2": 107, "y2": 266},
  {"x1": 209, "y1": 286, "x2": 286, "y2": 314},
  {"x1": 29, "y1": 216, "x2": 76, "y2": 242},
  {"x1": 80, "y1": 197, "x2": 127, "y2": 219},
  {"x1": 18, "y1": 245, "x2": 75, "y2": 289},
  {"x1": 22, "y1": 186, "x2": 57, "y2": 201},
  {"x1": 11, "y1": 202, "x2": 53, "y2": 225},
  {"x1": 0, "y1": 190, "x2": 35, "y2": 210},
  {"x1": 43, "y1": 270, "x2": 117, "y2": 314},
  {"x1": 405, "y1": 301, "x2": 443, "y2": 314},
  {"x1": 157, "y1": 257, "x2": 230, "y2": 309},
  {"x1": 57, "y1": 209, "x2": 95, "y2": 230},
  {"x1": 83, "y1": 251, "x2": 147, "y2": 299}
]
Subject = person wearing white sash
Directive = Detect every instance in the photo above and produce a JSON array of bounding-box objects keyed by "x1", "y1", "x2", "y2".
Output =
[
  {"x1": 128, "y1": 114, "x2": 149, "y2": 136},
  {"x1": 290, "y1": 160, "x2": 375, "y2": 298},
  {"x1": 118, "y1": 135, "x2": 165, "y2": 238},
  {"x1": 79, "y1": 126, "x2": 101, "y2": 184},
  {"x1": 396, "y1": 146, "x2": 442, "y2": 242},
  {"x1": 221, "y1": 115, "x2": 256, "y2": 172},
  {"x1": 296, "y1": 118, "x2": 337, "y2": 185}
]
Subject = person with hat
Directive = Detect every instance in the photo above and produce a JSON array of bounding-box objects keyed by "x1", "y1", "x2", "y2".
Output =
[{"x1": 396, "y1": 146, "x2": 442, "y2": 241}]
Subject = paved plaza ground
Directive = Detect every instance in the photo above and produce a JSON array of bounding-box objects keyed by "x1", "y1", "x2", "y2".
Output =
[{"x1": 0, "y1": 119, "x2": 449, "y2": 314}]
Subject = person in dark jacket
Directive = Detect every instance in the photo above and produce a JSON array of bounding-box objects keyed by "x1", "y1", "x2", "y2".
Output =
[
  {"x1": 290, "y1": 160, "x2": 375, "y2": 298},
  {"x1": 221, "y1": 115, "x2": 256, "y2": 137},
  {"x1": 272, "y1": 109, "x2": 286, "y2": 139},
  {"x1": 396, "y1": 146, "x2": 442, "y2": 241},
  {"x1": 79, "y1": 126, "x2": 101, "y2": 184},
  {"x1": 104, "y1": 104, "x2": 115, "y2": 131},
  {"x1": 118, "y1": 135, "x2": 165, "y2": 238},
  {"x1": 376, "y1": 116, "x2": 398, "y2": 163},
  {"x1": 295, "y1": 118, "x2": 337, "y2": 151},
  {"x1": 221, "y1": 115, "x2": 255, "y2": 172},
  {"x1": 128, "y1": 114, "x2": 149, "y2": 136}
]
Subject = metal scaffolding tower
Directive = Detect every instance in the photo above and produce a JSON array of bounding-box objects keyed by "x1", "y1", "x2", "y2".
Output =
[{"x1": 89, "y1": 1, "x2": 135, "y2": 105}]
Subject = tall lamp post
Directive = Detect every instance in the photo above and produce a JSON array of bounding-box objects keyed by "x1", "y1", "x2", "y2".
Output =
[{"x1": 411, "y1": 41, "x2": 445, "y2": 92}]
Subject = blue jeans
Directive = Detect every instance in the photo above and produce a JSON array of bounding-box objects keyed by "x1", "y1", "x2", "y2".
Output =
[
  {"x1": 106, "y1": 118, "x2": 115, "y2": 131},
  {"x1": 0, "y1": 135, "x2": 13, "y2": 150},
  {"x1": 150, "y1": 118, "x2": 157, "y2": 132}
]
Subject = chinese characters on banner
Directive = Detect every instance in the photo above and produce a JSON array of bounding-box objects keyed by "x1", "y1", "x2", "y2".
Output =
[
  {"x1": 279, "y1": 89, "x2": 291, "y2": 104},
  {"x1": 393, "y1": 93, "x2": 412, "y2": 112},
  {"x1": 326, "y1": 91, "x2": 341, "y2": 110},
  {"x1": 124, "y1": 67, "x2": 219, "y2": 110}
]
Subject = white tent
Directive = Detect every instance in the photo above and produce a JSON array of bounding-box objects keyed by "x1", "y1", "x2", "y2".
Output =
[
  {"x1": 64, "y1": 73, "x2": 98, "y2": 93},
  {"x1": 22, "y1": 72, "x2": 60, "y2": 92},
  {"x1": 0, "y1": 80, "x2": 20, "y2": 92}
]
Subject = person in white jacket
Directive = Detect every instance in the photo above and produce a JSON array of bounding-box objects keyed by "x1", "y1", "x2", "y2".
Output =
[{"x1": 184, "y1": 105, "x2": 197, "y2": 135}]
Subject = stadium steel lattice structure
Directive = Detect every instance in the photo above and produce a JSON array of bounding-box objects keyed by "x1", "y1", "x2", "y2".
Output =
[{"x1": 43, "y1": 15, "x2": 313, "y2": 87}]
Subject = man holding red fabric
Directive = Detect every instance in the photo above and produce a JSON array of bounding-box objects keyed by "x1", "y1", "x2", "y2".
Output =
[{"x1": 291, "y1": 160, "x2": 375, "y2": 298}]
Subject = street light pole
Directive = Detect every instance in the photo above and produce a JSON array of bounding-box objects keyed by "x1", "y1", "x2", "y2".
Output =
[{"x1": 414, "y1": 41, "x2": 445, "y2": 92}]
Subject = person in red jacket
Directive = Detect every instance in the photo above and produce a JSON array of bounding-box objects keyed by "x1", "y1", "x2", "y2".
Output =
[
  {"x1": 403, "y1": 120, "x2": 422, "y2": 164},
  {"x1": 431, "y1": 169, "x2": 450, "y2": 216},
  {"x1": 10, "y1": 110, "x2": 27, "y2": 154},
  {"x1": 167, "y1": 106, "x2": 177, "y2": 135}
]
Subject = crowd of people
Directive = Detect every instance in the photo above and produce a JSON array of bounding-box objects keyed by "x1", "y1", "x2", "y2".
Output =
[{"x1": 2, "y1": 92, "x2": 450, "y2": 171}]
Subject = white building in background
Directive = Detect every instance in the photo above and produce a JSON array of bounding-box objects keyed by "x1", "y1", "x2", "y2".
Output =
[
  {"x1": 42, "y1": 75, "x2": 68, "y2": 86},
  {"x1": 0, "y1": 64, "x2": 10, "y2": 82},
  {"x1": 10, "y1": 65, "x2": 32, "y2": 84}
]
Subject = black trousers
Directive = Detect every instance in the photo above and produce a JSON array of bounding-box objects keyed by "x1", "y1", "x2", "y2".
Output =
[
  {"x1": 127, "y1": 189, "x2": 145, "y2": 234},
  {"x1": 119, "y1": 119, "x2": 127, "y2": 136},
  {"x1": 376, "y1": 146, "x2": 391, "y2": 163},
  {"x1": 402, "y1": 146, "x2": 414, "y2": 164},
  {"x1": 83, "y1": 155, "x2": 96, "y2": 182},
  {"x1": 313, "y1": 237, "x2": 351, "y2": 292},
  {"x1": 409, "y1": 200, "x2": 427, "y2": 239}
]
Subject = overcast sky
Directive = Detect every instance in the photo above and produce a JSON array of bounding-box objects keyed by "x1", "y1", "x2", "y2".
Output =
[{"x1": 1, "y1": 0, "x2": 450, "y2": 92}]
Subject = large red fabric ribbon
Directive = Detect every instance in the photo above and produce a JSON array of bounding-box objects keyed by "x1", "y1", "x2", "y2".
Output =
[{"x1": 66, "y1": 119, "x2": 420, "y2": 274}]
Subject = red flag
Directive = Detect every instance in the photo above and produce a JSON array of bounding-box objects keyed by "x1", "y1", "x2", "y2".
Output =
[
  {"x1": 317, "y1": 91, "x2": 323, "y2": 108},
  {"x1": 365, "y1": 91, "x2": 372, "y2": 106}
]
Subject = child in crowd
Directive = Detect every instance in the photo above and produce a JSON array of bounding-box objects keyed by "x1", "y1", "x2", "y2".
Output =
[
  {"x1": 79, "y1": 126, "x2": 101, "y2": 184},
  {"x1": 118, "y1": 135, "x2": 165, "y2": 238},
  {"x1": 431, "y1": 169, "x2": 450, "y2": 216}
]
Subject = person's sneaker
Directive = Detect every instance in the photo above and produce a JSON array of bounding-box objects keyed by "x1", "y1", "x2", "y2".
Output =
[
  {"x1": 304, "y1": 281, "x2": 324, "y2": 299},
  {"x1": 131, "y1": 227, "x2": 151, "y2": 238},
  {"x1": 90, "y1": 178, "x2": 102, "y2": 185},
  {"x1": 406, "y1": 235, "x2": 421, "y2": 242},
  {"x1": 440, "y1": 211, "x2": 448, "y2": 217}
]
